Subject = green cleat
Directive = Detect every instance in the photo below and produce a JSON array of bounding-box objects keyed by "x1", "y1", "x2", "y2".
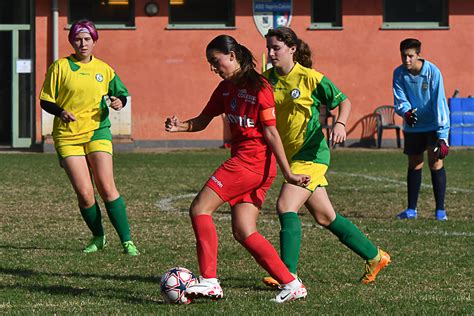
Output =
[
  {"x1": 83, "y1": 235, "x2": 107, "y2": 253},
  {"x1": 122, "y1": 241, "x2": 139, "y2": 256}
]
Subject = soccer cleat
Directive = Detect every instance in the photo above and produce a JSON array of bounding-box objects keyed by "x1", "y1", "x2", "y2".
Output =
[
  {"x1": 122, "y1": 241, "x2": 140, "y2": 256},
  {"x1": 360, "y1": 249, "x2": 391, "y2": 284},
  {"x1": 185, "y1": 277, "x2": 223, "y2": 300},
  {"x1": 396, "y1": 208, "x2": 417, "y2": 219},
  {"x1": 262, "y1": 276, "x2": 280, "y2": 288},
  {"x1": 435, "y1": 209, "x2": 448, "y2": 221},
  {"x1": 271, "y1": 279, "x2": 307, "y2": 303},
  {"x1": 83, "y1": 235, "x2": 107, "y2": 253}
]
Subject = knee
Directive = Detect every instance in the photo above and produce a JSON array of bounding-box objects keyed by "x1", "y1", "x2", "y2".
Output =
[
  {"x1": 232, "y1": 227, "x2": 250, "y2": 244},
  {"x1": 314, "y1": 213, "x2": 333, "y2": 227},
  {"x1": 76, "y1": 189, "x2": 95, "y2": 207},
  {"x1": 189, "y1": 198, "x2": 211, "y2": 218},
  {"x1": 276, "y1": 198, "x2": 288, "y2": 214},
  {"x1": 97, "y1": 185, "x2": 119, "y2": 202}
]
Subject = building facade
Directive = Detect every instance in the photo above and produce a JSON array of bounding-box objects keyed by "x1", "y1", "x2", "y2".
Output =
[{"x1": 1, "y1": 0, "x2": 473, "y2": 150}]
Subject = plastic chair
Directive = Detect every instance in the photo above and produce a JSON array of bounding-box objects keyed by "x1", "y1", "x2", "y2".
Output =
[{"x1": 374, "y1": 105, "x2": 401, "y2": 148}]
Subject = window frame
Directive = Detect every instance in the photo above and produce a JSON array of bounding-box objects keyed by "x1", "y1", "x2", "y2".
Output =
[
  {"x1": 166, "y1": 0, "x2": 235, "y2": 30},
  {"x1": 68, "y1": 0, "x2": 136, "y2": 30},
  {"x1": 308, "y1": 0, "x2": 342, "y2": 30},
  {"x1": 382, "y1": 0, "x2": 449, "y2": 30}
]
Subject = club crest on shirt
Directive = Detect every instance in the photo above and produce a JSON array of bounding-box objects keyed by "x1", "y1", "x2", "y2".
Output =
[
  {"x1": 230, "y1": 98, "x2": 238, "y2": 111},
  {"x1": 290, "y1": 88, "x2": 300, "y2": 99},
  {"x1": 422, "y1": 82, "x2": 428, "y2": 90},
  {"x1": 95, "y1": 73, "x2": 104, "y2": 82}
]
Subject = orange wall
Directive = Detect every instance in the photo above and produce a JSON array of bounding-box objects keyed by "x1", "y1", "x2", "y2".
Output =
[{"x1": 35, "y1": 0, "x2": 474, "y2": 144}]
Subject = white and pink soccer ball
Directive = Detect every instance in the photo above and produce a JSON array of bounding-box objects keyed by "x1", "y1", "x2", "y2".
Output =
[{"x1": 160, "y1": 267, "x2": 198, "y2": 304}]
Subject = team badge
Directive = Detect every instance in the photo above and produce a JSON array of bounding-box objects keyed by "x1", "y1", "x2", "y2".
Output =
[
  {"x1": 95, "y1": 73, "x2": 104, "y2": 82},
  {"x1": 422, "y1": 82, "x2": 428, "y2": 90},
  {"x1": 290, "y1": 88, "x2": 300, "y2": 99},
  {"x1": 230, "y1": 99, "x2": 237, "y2": 111}
]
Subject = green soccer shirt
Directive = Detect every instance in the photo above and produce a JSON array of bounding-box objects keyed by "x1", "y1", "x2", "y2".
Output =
[
  {"x1": 264, "y1": 62, "x2": 346, "y2": 166},
  {"x1": 40, "y1": 55, "x2": 129, "y2": 145}
]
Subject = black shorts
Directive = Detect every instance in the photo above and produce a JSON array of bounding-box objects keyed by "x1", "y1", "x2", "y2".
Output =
[{"x1": 403, "y1": 131, "x2": 437, "y2": 155}]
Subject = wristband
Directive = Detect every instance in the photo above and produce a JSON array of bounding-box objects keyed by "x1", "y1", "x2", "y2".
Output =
[{"x1": 335, "y1": 121, "x2": 346, "y2": 127}]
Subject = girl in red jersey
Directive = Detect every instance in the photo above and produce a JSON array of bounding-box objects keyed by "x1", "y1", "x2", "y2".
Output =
[{"x1": 165, "y1": 35, "x2": 309, "y2": 303}]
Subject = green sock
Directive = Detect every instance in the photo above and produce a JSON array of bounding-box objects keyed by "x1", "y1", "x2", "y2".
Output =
[
  {"x1": 279, "y1": 212, "x2": 301, "y2": 274},
  {"x1": 80, "y1": 202, "x2": 104, "y2": 237},
  {"x1": 105, "y1": 196, "x2": 131, "y2": 243},
  {"x1": 326, "y1": 213, "x2": 378, "y2": 260}
]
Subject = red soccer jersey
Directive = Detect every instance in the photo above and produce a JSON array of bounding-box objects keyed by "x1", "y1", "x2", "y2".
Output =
[{"x1": 201, "y1": 80, "x2": 277, "y2": 176}]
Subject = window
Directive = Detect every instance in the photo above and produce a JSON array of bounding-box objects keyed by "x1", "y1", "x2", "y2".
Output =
[
  {"x1": 383, "y1": 0, "x2": 448, "y2": 29},
  {"x1": 69, "y1": 0, "x2": 135, "y2": 28},
  {"x1": 310, "y1": 0, "x2": 342, "y2": 29},
  {"x1": 168, "y1": 0, "x2": 235, "y2": 29}
]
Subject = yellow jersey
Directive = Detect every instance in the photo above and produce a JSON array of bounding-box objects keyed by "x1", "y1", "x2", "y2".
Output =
[{"x1": 40, "y1": 55, "x2": 128, "y2": 145}]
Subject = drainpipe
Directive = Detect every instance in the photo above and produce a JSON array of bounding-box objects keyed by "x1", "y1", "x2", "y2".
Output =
[
  {"x1": 43, "y1": 0, "x2": 59, "y2": 150},
  {"x1": 52, "y1": 0, "x2": 59, "y2": 61}
]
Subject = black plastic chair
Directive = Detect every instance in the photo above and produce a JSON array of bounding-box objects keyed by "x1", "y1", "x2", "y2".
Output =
[{"x1": 374, "y1": 105, "x2": 401, "y2": 148}]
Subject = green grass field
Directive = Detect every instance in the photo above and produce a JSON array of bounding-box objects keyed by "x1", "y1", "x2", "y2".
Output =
[{"x1": 1, "y1": 149, "x2": 473, "y2": 314}]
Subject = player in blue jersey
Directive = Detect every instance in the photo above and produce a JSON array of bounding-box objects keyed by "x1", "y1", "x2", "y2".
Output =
[{"x1": 392, "y1": 38, "x2": 450, "y2": 221}]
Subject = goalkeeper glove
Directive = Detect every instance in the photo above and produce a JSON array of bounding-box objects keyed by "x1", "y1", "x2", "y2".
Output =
[
  {"x1": 434, "y1": 139, "x2": 449, "y2": 159},
  {"x1": 404, "y1": 108, "x2": 418, "y2": 127}
]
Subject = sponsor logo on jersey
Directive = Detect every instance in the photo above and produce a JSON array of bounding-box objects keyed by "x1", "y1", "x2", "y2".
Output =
[
  {"x1": 230, "y1": 99, "x2": 237, "y2": 112},
  {"x1": 223, "y1": 92, "x2": 229, "y2": 96},
  {"x1": 237, "y1": 89, "x2": 257, "y2": 104},
  {"x1": 211, "y1": 175, "x2": 223, "y2": 188},
  {"x1": 95, "y1": 73, "x2": 104, "y2": 82},
  {"x1": 226, "y1": 113, "x2": 255, "y2": 128},
  {"x1": 290, "y1": 88, "x2": 301, "y2": 99}
]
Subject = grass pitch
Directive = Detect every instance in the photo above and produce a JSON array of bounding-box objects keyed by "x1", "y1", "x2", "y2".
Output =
[{"x1": 1, "y1": 149, "x2": 473, "y2": 314}]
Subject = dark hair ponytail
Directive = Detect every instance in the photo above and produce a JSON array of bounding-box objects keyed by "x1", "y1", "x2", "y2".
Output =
[
  {"x1": 265, "y1": 27, "x2": 313, "y2": 68},
  {"x1": 206, "y1": 35, "x2": 267, "y2": 91}
]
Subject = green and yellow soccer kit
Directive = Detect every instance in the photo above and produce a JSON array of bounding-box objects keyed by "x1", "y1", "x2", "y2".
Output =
[
  {"x1": 264, "y1": 62, "x2": 346, "y2": 190},
  {"x1": 40, "y1": 55, "x2": 129, "y2": 157},
  {"x1": 264, "y1": 63, "x2": 379, "y2": 273}
]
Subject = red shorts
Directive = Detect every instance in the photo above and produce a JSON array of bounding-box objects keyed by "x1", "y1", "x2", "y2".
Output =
[{"x1": 206, "y1": 158, "x2": 275, "y2": 208}]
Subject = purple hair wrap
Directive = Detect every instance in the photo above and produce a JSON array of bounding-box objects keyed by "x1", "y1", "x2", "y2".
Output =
[{"x1": 68, "y1": 20, "x2": 99, "y2": 44}]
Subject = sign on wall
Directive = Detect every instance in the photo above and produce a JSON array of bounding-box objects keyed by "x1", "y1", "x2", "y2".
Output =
[{"x1": 253, "y1": 0, "x2": 292, "y2": 37}]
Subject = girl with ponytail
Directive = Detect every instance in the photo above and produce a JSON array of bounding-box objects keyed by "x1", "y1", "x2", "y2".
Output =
[
  {"x1": 262, "y1": 27, "x2": 391, "y2": 288},
  {"x1": 164, "y1": 34, "x2": 309, "y2": 303}
]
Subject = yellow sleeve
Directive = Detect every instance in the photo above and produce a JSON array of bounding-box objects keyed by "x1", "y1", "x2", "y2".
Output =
[{"x1": 39, "y1": 61, "x2": 60, "y2": 103}]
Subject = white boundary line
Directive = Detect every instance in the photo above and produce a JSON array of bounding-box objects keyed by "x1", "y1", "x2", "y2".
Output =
[
  {"x1": 329, "y1": 171, "x2": 473, "y2": 193},
  {"x1": 155, "y1": 196, "x2": 473, "y2": 237}
]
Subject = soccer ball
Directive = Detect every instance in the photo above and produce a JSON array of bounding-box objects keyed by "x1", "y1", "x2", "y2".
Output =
[{"x1": 160, "y1": 267, "x2": 198, "y2": 304}]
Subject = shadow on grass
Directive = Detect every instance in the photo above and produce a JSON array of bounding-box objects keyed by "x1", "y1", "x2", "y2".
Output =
[
  {"x1": 0, "y1": 283, "x2": 164, "y2": 305},
  {"x1": 0, "y1": 267, "x2": 166, "y2": 305},
  {"x1": 221, "y1": 276, "x2": 276, "y2": 292},
  {"x1": 0, "y1": 244, "x2": 73, "y2": 251},
  {"x1": 0, "y1": 266, "x2": 160, "y2": 284}
]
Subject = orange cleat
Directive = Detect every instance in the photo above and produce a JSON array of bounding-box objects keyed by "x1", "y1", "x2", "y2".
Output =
[{"x1": 360, "y1": 249, "x2": 391, "y2": 284}]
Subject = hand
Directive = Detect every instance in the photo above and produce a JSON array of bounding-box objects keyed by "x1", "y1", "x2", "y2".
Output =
[
  {"x1": 434, "y1": 139, "x2": 449, "y2": 159},
  {"x1": 165, "y1": 116, "x2": 180, "y2": 132},
  {"x1": 109, "y1": 96, "x2": 123, "y2": 111},
  {"x1": 59, "y1": 110, "x2": 76, "y2": 123},
  {"x1": 329, "y1": 122, "x2": 347, "y2": 147},
  {"x1": 404, "y1": 108, "x2": 418, "y2": 127},
  {"x1": 286, "y1": 173, "x2": 311, "y2": 187}
]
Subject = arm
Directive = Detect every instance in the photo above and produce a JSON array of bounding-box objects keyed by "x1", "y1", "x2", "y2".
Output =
[
  {"x1": 40, "y1": 100, "x2": 76, "y2": 123},
  {"x1": 108, "y1": 74, "x2": 129, "y2": 111},
  {"x1": 108, "y1": 95, "x2": 127, "y2": 111},
  {"x1": 392, "y1": 69, "x2": 413, "y2": 117},
  {"x1": 330, "y1": 98, "x2": 351, "y2": 146},
  {"x1": 262, "y1": 125, "x2": 310, "y2": 186},
  {"x1": 165, "y1": 114, "x2": 213, "y2": 133},
  {"x1": 431, "y1": 69, "x2": 450, "y2": 140}
]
